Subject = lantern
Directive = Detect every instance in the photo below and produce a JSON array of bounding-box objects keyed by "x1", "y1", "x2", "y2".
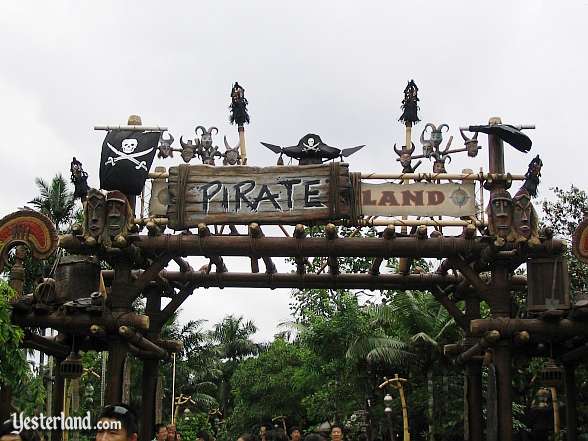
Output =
[
  {"x1": 526, "y1": 257, "x2": 570, "y2": 312},
  {"x1": 60, "y1": 352, "x2": 83, "y2": 379},
  {"x1": 531, "y1": 388, "x2": 550, "y2": 410},
  {"x1": 539, "y1": 359, "x2": 564, "y2": 387}
]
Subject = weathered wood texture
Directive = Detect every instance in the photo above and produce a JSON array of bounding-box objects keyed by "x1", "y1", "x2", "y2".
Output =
[
  {"x1": 166, "y1": 163, "x2": 352, "y2": 228},
  {"x1": 127, "y1": 234, "x2": 564, "y2": 259},
  {"x1": 360, "y1": 182, "x2": 476, "y2": 217}
]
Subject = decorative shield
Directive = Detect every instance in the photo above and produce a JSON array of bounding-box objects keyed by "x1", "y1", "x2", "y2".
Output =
[
  {"x1": 572, "y1": 216, "x2": 588, "y2": 264},
  {"x1": 0, "y1": 210, "x2": 58, "y2": 272}
]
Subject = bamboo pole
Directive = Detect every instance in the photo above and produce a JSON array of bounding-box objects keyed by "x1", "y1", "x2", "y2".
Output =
[
  {"x1": 100, "y1": 352, "x2": 107, "y2": 408},
  {"x1": 171, "y1": 353, "x2": 177, "y2": 424},
  {"x1": 133, "y1": 217, "x2": 483, "y2": 228},
  {"x1": 359, "y1": 218, "x2": 482, "y2": 227},
  {"x1": 146, "y1": 171, "x2": 527, "y2": 181},
  {"x1": 94, "y1": 125, "x2": 167, "y2": 131},
  {"x1": 398, "y1": 122, "x2": 413, "y2": 275},
  {"x1": 238, "y1": 126, "x2": 247, "y2": 165},
  {"x1": 550, "y1": 387, "x2": 560, "y2": 438}
]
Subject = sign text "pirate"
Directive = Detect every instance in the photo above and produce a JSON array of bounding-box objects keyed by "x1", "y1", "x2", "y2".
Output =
[{"x1": 193, "y1": 179, "x2": 326, "y2": 213}]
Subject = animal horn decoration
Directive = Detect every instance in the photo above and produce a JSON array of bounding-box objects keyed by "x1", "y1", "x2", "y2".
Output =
[
  {"x1": 208, "y1": 127, "x2": 219, "y2": 135},
  {"x1": 224, "y1": 135, "x2": 239, "y2": 150},
  {"x1": 179, "y1": 136, "x2": 193, "y2": 149},
  {"x1": 394, "y1": 142, "x2": 419, "y2": 173},
  {"x1": 179, "y1": 136, "x2": 198, "y2": 163},
  {"x1": 442, "y1": 135, "x2": 453, "y2": 152},
  {"x1": 460, "y1": 129, "x2": 479, "y2": 157},
  {"x1": 195, "y1": 126, "x2": 207, "y2": 136},
  {"x1": 158, "y1": 132, "x2": 175, "y2": 159},
  {"x1": 222, "y1": 135, "x2": 241, "y2": 166},
  {"x1": 420, "y1": 126, "x2": 434, "y2": 158},
  {"x1": 161, "y1": 132, "x2": 174, "y2": 144}
]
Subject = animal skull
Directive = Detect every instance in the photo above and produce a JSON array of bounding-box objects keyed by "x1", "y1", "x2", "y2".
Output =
[{"x1": 121, "y1": 138, "x2": 138, "y2": 154}]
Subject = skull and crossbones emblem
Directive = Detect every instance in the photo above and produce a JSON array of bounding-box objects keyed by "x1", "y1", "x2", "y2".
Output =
[
  {"x1": 302, "y1": 137, "x2": 321, "y2": 152},
  {"x1": 105, "y1": 138, "x2": 153, "y2": 171}
]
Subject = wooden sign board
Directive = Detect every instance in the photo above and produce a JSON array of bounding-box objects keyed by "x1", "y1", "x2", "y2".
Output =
[
  {"x1": 166, "y1": 163, "x2": 352, "y2": 228},
  {"x1": 360, "y1": 182, "x2": 476, "y2": 218},
  {"x1": 572, "y1": 217, "x2": 588, "y2": 264}
]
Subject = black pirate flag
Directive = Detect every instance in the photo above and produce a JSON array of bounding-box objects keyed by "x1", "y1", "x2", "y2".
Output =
[{"x1": 99, "y1": 130, "x2": 161, "y2": 195}]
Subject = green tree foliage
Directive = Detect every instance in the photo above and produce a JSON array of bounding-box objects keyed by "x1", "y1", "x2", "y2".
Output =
[
  {"x1": 542, "y1": 185, "x2": 588, "y2": 294},
  {"x1": 228, "y1": 339, "x2": 312, "y2": 434},
  {"x1": 29, "y1": 174, "x2": 75, "y2": 232},
  {"x1": 209, "y1": 315, "x2": 258, "y2": 416},
  {"x1": 0, "y1": 281, "x2": 45, "y2": 413},
  {"x1": 176, "y1": 411, "x2": 214, "y2": 441}
]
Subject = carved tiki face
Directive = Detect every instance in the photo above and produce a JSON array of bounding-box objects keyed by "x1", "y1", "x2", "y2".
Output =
[
  {"x1": 84, "y1": 189, "x2": 106, "y2": 240},
  {"x1": 488, "y1": 191, "x2": 513, "y2": 239},
  {"x1": 106, "y1": 191, "x2": 131, "y2": 238},
  {"x1": 181, "y1": 145, "x2": 195, "y2": 163},
  {"x1": 433, "y1": 159, "x2": 447, "y2": 174},
  {"x1": 512, "y1": 191, "x2": 536, "y2": 240}
]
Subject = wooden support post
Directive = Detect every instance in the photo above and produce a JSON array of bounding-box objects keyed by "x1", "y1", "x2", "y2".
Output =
[
  {"x1": 105, "y1": 340, "x2": 127, "y2": 404},
  {"x1": 464, "y1": 294, "x2": 483, "y2": 441},
  {"x1": 484, "y1": 117, "x2": 513, "y2": 441},
  {"x1": 140, "y1": 287, "x2": 163, "y2": 441},
  {"x1": 491, "y1": 263, "x2": 512, "y2": 441},
  {"x1": 564, "y1": 363, "x2": 578, "y2": 441},
  {"x1": 51, "y1": 358, "x2": 65, "y2": 441}
]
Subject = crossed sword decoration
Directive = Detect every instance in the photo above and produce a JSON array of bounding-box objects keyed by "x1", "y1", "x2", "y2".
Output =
[{"x1": 105, "y1": 142, "x2": 154, "y2": 171}]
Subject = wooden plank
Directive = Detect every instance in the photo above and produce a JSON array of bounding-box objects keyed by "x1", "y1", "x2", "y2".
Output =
[
  {"x1": 361, "y1": 181, "x2": 476, "y2": 218},
  {"x1": 166, "y1": 163, "x2": 351, "y2": 228}
]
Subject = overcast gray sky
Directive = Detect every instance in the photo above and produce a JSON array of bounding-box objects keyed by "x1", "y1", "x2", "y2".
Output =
[{"x1": 1, "y1": 1, "x2": 586, "y2": 341}]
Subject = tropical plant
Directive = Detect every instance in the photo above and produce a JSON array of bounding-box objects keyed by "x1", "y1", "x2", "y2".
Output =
[
  {"x1": 29, "y1": 174, "x2": 76, "y2": 232},
  {"x1": 209, "y1": 315, "x2": 258, "y2": 416},
  {"x1": 371, "y1": 290, "x2": 462, "y2": 441},
  {"x1": 0, "y1": 281, "x2": 46, "y2": 417}
]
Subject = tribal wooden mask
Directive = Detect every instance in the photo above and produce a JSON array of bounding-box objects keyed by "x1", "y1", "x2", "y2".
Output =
[
  {"x1": 487, "y1": 190, "x2": 513, "y2": 240},
  {"x1": 105, "y1": 191, "x2": 133, "y2": 247},
  {"x1": 84, "y1": 189, "x2": 106, "y2": 246},
  {"x1": 510, "y1": 189, "x2": 539, "y2": 244}
]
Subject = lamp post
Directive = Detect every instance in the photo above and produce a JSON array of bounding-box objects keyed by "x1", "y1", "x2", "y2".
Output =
[
  {"x1": 379, "y1": 375, "x2": 410, "y2": 441},
  {"x1": 383, "y1": 393, "x2": 395, "y2": 441}
]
